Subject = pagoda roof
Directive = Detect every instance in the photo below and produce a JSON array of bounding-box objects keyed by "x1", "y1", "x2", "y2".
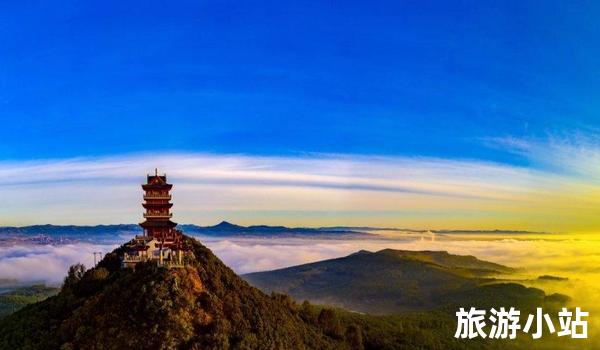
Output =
[
  {"x1": 142, "y1": 202, "x2": 173, "y2": 209},
  {"x1": 149, "y1": 174, "x2": 166, "y2": 181},
  {"x1": 142, "y1": 183, "x2": 173, "y2": 190},
  {"x1": 140, "y1": 219, "x2": 178, "y2": 228}
]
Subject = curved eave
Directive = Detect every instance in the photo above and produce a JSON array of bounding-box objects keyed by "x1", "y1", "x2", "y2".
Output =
[
  {"x1": 139, "y1": 220, "x2": 178, "y2": 228},
  {"x1": 142, "y1": 184, "x2": 173, "y2": 191},
  {"x1": 142, "y1": 203, "x2": 173, "y2": 209}
]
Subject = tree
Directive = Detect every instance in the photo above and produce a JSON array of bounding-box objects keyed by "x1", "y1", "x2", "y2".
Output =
[
  {"x1": 346, "y1": 324, "x2": 364, "y2": 350},
  {"x1": 63, "y1": 263, "x2": 86, "y2": 290},
  {"x1": 318, "y1": 308, "x2": 344, "y2": 339}
]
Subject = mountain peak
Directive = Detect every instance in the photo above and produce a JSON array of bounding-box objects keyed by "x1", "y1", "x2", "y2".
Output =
[
  {"x1": 349, "y1": 249, "x2": 372, "y2": 256},
  {"x1": 213, "y1": 220, "x2": 242, "y2": 228},
  {"x1": 0, "y1": 235, "x2": 345, "y2": 349},
  {"x1": 244, "y1": 248, "x2": 542, "y2": 315}
]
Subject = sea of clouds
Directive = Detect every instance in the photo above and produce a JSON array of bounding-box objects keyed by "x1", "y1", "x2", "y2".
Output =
[
  {"x1": 1, "y1": 233, "x2": 598, "y2": 341},
  {"x1": 0, "y1": 243, "x2": 118, "y2": 286},
  {"x1": 2, "y1": 233, "x2": 598, "y2": 290}
]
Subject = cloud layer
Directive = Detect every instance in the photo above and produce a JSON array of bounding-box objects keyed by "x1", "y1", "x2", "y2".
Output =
[
  {"x1": 0, "y1": 243, "x2": 118, "y2": 286},
  {"x1": 0, "y1": 147, "x2": 600, "y2": 231},
  {"x1": 4, "y1": 232, "x2": 600, "y2": 313}
]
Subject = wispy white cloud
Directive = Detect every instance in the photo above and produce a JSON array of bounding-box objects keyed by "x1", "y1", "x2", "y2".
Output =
[
  {"x1": 487, "y1": 134, "x2": 600, "y2": 179},
  {"x1": 0, "y1": 149, "x2": 598, "y2": 230}
]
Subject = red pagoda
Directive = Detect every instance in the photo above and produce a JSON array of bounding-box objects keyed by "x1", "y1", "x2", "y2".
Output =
[
  {"x1": 141, "y1": 169, "x2": 178, "y2": 239},
  {"x1": 122, "y1": 169, "x2": 191, "y2": 268}
]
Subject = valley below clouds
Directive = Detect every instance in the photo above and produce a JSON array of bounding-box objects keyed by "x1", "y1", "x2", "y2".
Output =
[
  {"x1": 2, "y1": 232, "x2": 598, "y2": 302},
  {"x1": 2, "y1": 228, "x2": 599, "y2": 342}
]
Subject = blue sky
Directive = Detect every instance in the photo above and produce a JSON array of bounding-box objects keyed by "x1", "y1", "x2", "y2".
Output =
[
  {"x1": 2, "y1": 1, "x2": 599, "y2": 162},
  {"x1": 3, "y1": 1, "x2": 600, "y2": 229}
]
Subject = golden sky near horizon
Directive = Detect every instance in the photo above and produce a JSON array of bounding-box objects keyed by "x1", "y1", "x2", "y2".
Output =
[{"x1": 2, "y1": 139, "x2": 600, "y2": 232}]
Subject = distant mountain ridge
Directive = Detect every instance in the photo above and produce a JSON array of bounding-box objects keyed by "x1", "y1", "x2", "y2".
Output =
[
  {"x1": 0, "y1": 222, "x2": 541, "y2": 238},
  {"x1": 322, "y1": 226, "x2": 543, "y2": 234},
  {"x1": 0, "y1": 221, "x2": 370, "y2": 239},
  {"x1": 180, "y1": 221, "x2": 369, "y2": 237},
  {"x1": 0, "y1": 224, "x2": 139, "y2": 235},
  {"x1": 244, "y1": 249, "x2": 566, "y2": 315}
]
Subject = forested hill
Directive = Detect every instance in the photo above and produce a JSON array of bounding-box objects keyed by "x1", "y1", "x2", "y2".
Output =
[
  {"x1": 0, "y1": 236, "x2": 348, "y2": 349},
  {"x1": 0, "y1": 237, "x2": 572, "y2": 350},
  {"x1": 244, "y1": 249, "x2": 568, "y2": 315}
]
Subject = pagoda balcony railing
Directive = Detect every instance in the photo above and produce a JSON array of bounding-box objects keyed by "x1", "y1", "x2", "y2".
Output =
[
  {"x1": 143, "y1": 213, "x2": 173, "y2": 218},
  {"x1": 122, "y1": 255, "x2": 186, "y2": 268},
  {"x1": 144, "y1": 194, "x2": 171, "y2": 200},
  {"x1": 122, "y1": 255, "x2": 146, "y2": 262}
]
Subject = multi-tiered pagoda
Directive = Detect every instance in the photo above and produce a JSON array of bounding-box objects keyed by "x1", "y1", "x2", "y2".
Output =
[
  {"x1": 141, "y1": 169, "x2": 177, "y2": 240},
  {"x1": 122, "y1": 169, "x2": 191, "y2": 268}
]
